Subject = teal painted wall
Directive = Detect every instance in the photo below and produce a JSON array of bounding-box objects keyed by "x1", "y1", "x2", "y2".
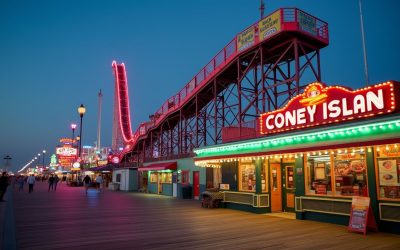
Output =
[
  {"x1": 177, "y1": 158, "x2": 206, "y2": 185},
  {"x1": 148, "y1": 183, "x2": 157, "y2": 194},
  {"x1": 161, "y1": 184, "x2": 173, "y2": 196}
]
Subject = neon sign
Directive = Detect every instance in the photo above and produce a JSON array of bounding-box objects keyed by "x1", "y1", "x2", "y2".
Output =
[
  {"x1": 56, "y1": 147, "x2": 78, "y2": 156},
  {"x1": 260, "y1": 82, "x2": 397, "y2": 135}
]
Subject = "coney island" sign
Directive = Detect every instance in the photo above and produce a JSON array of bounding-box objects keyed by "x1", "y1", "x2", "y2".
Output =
[{"x1": 259, "y1": 82, "x2": 398, "y2": 135}]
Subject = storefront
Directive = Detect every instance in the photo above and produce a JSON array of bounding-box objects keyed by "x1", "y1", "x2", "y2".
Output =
[
  {"x1": 137, "y1": 158, "x2": 206, "y2": 199},
  {"x1": 193, "y1": 81, "x2": 400, "y2": 234},
  {"x1": 138, "y1": 161, "x2": 177, "y2": 196}
]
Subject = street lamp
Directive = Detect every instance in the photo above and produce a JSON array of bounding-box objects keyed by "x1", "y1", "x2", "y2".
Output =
[
  {"x1": 37, "y1": 153, "x2": 41, "y2": 167},
  {"x1": 42, "y1": 150, "x2": 46, "y2": 168},
  {"x1": 78, "y1": 104, "x2": 86, "y2": 158},
  {"x1": 71, "y1": 123, "x2": 77, "y2": 146},
  {"x1": 3, "y1": 155, "x2": 12, "y2": 172}
]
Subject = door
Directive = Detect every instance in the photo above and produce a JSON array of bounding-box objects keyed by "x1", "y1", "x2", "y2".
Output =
[
  {"x1": 283, "y1": 164, "x2": 296, "y2": 212},
  {"x1": 193, "y1": 171, "x2": 200, "y2": 199},
  {"x1": 270, "y1": 163, "x2": 282, "y2": 212},
  {"x1": 121, "y1": 171, "x2": 127, "y2": 191},
  {"x1": 158, "y1": 173, "x2": 162, "y2": 194},
  {"x1": 172, "y1": 172, "x2": 177, "y2": 197}
]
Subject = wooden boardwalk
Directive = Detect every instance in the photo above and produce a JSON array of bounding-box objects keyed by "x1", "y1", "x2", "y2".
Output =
[{"x1": 2, "y1": 181, "x2": 400, "y2": 250}]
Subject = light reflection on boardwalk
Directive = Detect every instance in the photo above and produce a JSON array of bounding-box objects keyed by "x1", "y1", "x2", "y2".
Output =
[{"x1": 6, "y1": 181, "x2": 400, "y2": 250}]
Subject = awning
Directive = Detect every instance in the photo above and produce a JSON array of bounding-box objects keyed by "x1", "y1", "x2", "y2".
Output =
[
  {"x1": 89, "y1": 164, "x2": 115, "y2": 172},
  {"x1": 138, "y1": 162, "x2": 177, "y2": 171}
]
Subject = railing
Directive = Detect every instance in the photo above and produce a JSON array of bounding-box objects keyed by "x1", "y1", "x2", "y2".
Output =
[{"x1": 122, "y1": 8, "x2": 329, "y2": 155}]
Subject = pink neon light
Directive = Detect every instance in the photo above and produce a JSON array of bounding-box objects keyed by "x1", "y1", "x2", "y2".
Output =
[{"x1": 112, "y1": 61, "x2": 133, "y2": 143}]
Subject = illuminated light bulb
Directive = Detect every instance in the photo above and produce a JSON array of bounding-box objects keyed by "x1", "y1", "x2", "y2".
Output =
[
  {"x1": 294, "y1": 154, "x2": 298, "y2": 158},
  {"x1": 312, "y1": 152, "x2": 316, "y2": 155},
  {"x1": 324, "y1": 151, "x2": 328, "y2": 154},
  {"x1": 344, "y1": 149, "x2": 348, "y2": 153},
  {"x1": 338, "y1": 149, "x2": 342, "y2": 154},
  {"x1": 307, "y1": 153, "x2": 310, "y2": 157},
  {"x1": 376, "y1": 147, "x2": 380, "y2": 152},
  {"x1": 331, "y1": 151, "x2": 334, "y2": 155},
  {"x1": 318, "y1": 152, "x2": 322, "y2": 156},
  {"x1": 386, "y1": 146, "x2": 389, "y2": 151},
  {"x1": 395, "y1": 144, "x2": 398, "y2": 148}
]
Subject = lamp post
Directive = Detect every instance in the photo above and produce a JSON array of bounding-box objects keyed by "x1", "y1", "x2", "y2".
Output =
[
  {"x1": 37, "y1": 153, "x2": 41, "y2": 167},
  {"x1": 78, "y1": 104, "x2": 86, "y2": 158},
  {"x1": 42, "y1": 150, "x2": 46, "y2": 168},
  {"x1": 3, "y1": 155, "x2": 12, "y2": 172},
  {"x1": 71, "y1": 123, "x2": 77, "y2": 146}
]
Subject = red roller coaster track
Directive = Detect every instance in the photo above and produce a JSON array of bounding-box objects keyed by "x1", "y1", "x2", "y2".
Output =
[
  {"x1": 112, "y1": 61, "x2": 133, "y2": 143},
  {"x1": 113, "y1": 8, "x2": 329, "y2": 163}
]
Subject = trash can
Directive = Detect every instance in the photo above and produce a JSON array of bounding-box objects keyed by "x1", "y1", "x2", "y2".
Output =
[{"x1": 182, "y1": 185, "x2": 192, "y2": 199}]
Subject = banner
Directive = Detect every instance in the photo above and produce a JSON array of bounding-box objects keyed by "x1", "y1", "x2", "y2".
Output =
[
  {"x1": 237, "y1": 27, "x2": 255, "y2": 52},
  {"x1": 298, "y1": 10, "x2": 317, "y2": 36},
  {"x1": 259, "y1": 10, "x2": 281, "y2": 41}
]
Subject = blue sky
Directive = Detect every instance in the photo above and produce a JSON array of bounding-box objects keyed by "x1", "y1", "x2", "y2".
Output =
[{"x1": 1, "y1": 0, "x2": 399, "y2": 172}]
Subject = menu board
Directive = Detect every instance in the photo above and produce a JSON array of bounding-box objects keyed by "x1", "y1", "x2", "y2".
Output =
[
  {"x1": 348, "y1": 196, "x2": 377, "y2": 235},
  {"x1": 378, "y1": 159, "x2": 398, "y2": 186}
]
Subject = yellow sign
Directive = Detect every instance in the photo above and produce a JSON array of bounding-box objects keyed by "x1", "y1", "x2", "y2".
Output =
[
  {"x1": 259, "y1": 10, "x2": 281, "y2": 41},
  {"x1": 237, "y1": 27, "x2": 255, "y2": 52}
]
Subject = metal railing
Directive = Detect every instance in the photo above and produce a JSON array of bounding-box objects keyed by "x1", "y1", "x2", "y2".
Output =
[{"x1": 124, "y1": 8, "x2": 329, "y2": 154}]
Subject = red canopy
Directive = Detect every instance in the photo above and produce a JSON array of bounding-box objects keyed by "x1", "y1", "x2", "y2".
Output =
[{"x1": 138, "y1": 162, "x2": 177, "y2": 171}]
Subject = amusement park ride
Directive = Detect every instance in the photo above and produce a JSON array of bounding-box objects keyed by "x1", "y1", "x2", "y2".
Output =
[{"x1": 111, "y1": 8, "x2": 329, "y2": 167}]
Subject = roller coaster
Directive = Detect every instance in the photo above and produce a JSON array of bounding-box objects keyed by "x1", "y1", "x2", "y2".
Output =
[{"x1": 112, "y1": 8, "x2": 329, "y2": 167}]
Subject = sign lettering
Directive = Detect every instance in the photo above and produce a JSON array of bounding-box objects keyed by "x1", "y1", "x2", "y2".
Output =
[{"x1": 260, "y1": 82, "x2": 397, "y2": 135}]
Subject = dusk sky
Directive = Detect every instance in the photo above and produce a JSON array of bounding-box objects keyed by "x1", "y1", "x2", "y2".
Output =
[{"x1": 1, "y1": 0, "x2": 399, "y2": 172}]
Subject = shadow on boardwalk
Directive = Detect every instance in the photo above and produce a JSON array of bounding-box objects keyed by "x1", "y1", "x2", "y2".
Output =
[{"x1": 1, "y1": 181, "x2": 400, "y2": 250}]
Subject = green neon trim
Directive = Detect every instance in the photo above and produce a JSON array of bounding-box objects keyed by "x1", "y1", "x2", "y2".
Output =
[{"x1": 194, "y1": 119, "x2": 400, "y2": 158}]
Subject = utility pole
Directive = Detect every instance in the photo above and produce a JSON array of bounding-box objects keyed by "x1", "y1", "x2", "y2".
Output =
[
  {"x1": 259, "y1": 0, "x2": 265, "y2": 19},
  {"x1": 97, "y1": 89, "x2": 103, "y2": 152},
  {"x1": 359, "y1": 0, "x2": 369, "y2": 85}
]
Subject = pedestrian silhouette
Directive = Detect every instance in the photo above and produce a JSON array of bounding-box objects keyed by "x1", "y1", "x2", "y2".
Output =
[
  {"x1": 0, "y1": 172, "x2": 10, "y2": 201},
  {"x1": 27, "y1": 174, "x2": 36, "y2": 193}
]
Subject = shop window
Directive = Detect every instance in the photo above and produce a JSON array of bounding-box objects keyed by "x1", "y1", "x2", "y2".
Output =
[
  {"x1": 333, "y1": 150, "x2": 367, "y2": 196},
  {"x1": 375, "y1": 145, "x2": 400, "y2": 200},
  {"x1": 160, "y1": 172, "x2": 172, "y2": 183},
  {"x1": 306, "y1": 154, "x2": 332, "y2": 195},
  {"x1": 305, "y1": 148, "x2": 368, "y2": 197},
  {"x1": 150, "y1": 172, "x2": 158, "y2": 183},
  {"x1": 239, "y1": 161, "x2": 256, "y2": 192},
  {"x1": 181, "y1": 170, "x2": 189, "y2": 184}
]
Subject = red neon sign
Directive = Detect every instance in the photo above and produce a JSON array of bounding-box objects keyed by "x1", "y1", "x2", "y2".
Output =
[{"x1": 259, "y1": 82, "x2": 397, "y2": 135}]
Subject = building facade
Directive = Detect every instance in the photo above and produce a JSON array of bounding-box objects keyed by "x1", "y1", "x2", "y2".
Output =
[{"x1": 193, "y1": 81, "x2": 400, "y2": 234}]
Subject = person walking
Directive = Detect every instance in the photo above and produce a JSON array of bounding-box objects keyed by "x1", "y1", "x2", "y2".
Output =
[
  {"x1": 27, "y1": 174, "x2": 36, "y2": 193},
  {"x1": 0, "y1": 172, "x2": 10, "y2": 201},
  {"x1": 95, "y1": 174, "x2": 104, "y2": 192},
  {"x1": 48, "y1": 175, "x2": 55, "y2": 191},
  {"x1": 17, "y1": 175, "x2": 25, "y2": 192},
  {"x1": 83, "y1": 175, "x2": 91, "y2": 195},
  {"x1": 54, "y1": 175, "x2": 60, "y2": 191}
]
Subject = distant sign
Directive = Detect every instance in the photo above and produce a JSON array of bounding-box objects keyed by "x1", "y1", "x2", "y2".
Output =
[
  {"x1": 237, "y1": 27, "x2": 255, "y2": 52},
  {"x1": 258, "y1": 10, "x2": 281, "y2": 41},
  {"x1": 298, "y1": 10, "x2": 317, "y2": 36}
]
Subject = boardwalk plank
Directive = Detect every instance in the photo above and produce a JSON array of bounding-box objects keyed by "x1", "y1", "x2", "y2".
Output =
[{"x1": 5, "y1": 182, "x2": 400, "y2": 250}]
